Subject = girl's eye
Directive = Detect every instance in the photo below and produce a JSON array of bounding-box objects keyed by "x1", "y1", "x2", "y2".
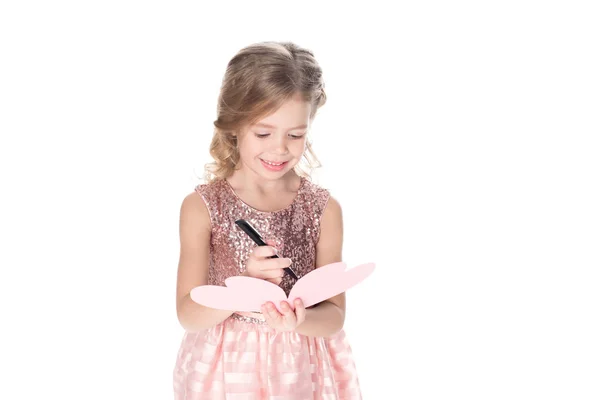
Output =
[{"x1": 254, "y1": 132, "x2": 306, "y2": 139}]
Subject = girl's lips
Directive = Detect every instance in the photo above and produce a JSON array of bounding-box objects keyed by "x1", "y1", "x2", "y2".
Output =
[{"x1": 260, "y1": 159, "x2": 288, "y2": 171}]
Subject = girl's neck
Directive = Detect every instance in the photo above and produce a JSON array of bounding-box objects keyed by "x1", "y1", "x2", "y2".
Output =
[{"x1": 226, "y1": 169, "x2": 301, "y2": 196}]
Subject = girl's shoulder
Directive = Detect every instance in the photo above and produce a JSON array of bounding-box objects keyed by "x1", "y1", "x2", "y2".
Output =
[
  {"x1": 194, "y1": 178, "x2": 229, "y2": 201},
  {"x1": 297, "y1": 177, "x2": 333, "y2": 217},
  {"x1": 190, "y1": 179, "x2": 231, "y2": 224},
  {"x1": 301, "y1": 176, "x2": 328, "y2": 195}
]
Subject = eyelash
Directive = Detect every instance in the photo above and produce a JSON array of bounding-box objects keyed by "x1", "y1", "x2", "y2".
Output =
[{"x1": 255, "y1": 133, "x2": 305, "y2": 139}]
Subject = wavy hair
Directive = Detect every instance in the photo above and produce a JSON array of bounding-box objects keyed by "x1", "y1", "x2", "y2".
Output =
[{"x1": 204, "y1": 41, "x2": 327, "y2": 183}]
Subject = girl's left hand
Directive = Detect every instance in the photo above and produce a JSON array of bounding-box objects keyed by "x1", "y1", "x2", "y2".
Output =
[{"x1": 261, "y1": 299, "x2": 306, "y2": 332}]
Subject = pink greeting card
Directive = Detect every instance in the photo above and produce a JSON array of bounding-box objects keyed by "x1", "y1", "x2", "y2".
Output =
[{"x1": 190, "y1": 262, "x2": 375, "y2": 313}]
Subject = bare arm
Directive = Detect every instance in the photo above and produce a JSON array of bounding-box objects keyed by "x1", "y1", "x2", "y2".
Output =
[
  {"x1": 176, "y1": 191, "x2": 234, "y2": 332},
  {"x1": 294, "y1": 196, "x2": 346, "y2": 337}
]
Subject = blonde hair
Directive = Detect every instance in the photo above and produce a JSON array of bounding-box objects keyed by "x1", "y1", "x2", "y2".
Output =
[{"x1": 204, "y1": 41, "x2": 327, "y2": 183}]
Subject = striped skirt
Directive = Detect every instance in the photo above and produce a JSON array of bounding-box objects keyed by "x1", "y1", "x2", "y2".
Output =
[{"x1": 173, "y1": 312, "x2": 362, "y2": 399}]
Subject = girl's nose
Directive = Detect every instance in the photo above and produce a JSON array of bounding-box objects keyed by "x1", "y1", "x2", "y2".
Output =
[{"x1": 272, "y1": 136, "x2": 288, "y2": 154}]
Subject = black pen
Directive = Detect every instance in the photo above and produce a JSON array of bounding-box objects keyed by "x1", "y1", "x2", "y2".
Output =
[{"x1": 234, "y1": 219, "x2": 299, "y2": 280}]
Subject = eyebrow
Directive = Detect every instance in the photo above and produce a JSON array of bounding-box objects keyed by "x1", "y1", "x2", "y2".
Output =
[{"x1": 253, "y1": 123, "x2": 307, "y2": 130}]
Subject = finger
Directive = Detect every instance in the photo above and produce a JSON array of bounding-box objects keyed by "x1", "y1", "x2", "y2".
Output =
[
  {"x1": 262, "y1": 302, "x2": 281, "y2": 323},
  {"x1": 261, "y1": 304, "x2": 274, "y2": 326},
  {"x1": 266, "y1": 277, "x2": 283, "y2": 285},
  {"x1": 259, "y1": 257, "x2": 292, "y2": 271},
  {"x1": 264, "y1": 238, "x2": 279, "y2": 248},
  {"x1": 261, "y1": 268, "x2": 284, "y2": 279},
  {"x1": 280, "y1": 301, "x2": 296, "y2": 326},
  {"x1": 293, "y1": 299, "x2": 306, "y2": 325},
  {"x1": 251, "y1": 245, "x2": 278, "y2": 258}
]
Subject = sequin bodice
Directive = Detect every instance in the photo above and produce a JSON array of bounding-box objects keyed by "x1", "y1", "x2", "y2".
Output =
[{"x1": 195, "y1": 177, "x2": 330, "y2": 296}]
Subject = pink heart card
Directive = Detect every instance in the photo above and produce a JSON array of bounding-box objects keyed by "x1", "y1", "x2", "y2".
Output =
[{"x1": 190, "y1": 261, "x2": 375, "y2": 313}]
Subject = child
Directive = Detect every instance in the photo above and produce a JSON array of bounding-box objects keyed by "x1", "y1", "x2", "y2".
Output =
[{"x1": 173, "y1": 41, "x2": 362, "y2": 399}]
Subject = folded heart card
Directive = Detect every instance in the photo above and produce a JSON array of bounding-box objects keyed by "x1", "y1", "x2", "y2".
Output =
[{"x1": 190, "y1": 261, "x2": 375, "y2": 313}]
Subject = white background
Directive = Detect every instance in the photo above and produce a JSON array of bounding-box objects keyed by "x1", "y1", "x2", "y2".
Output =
[{"x1": 1, "y1": 1, "x2": 599, "y2": 399}]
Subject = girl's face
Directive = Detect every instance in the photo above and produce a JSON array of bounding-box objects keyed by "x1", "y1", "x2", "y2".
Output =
[{"x1": 236, "y1": 93, "x2": 311, "y2": 180}]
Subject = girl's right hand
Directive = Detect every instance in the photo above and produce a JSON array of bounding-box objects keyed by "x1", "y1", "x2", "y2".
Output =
[{"x1": 243, "y1": 240, "x2": 292, "y2": 285}]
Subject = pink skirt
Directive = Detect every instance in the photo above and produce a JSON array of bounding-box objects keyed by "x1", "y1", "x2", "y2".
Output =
[{"x1": 173, "y1": 312, "x2": 362, "y2": 399}]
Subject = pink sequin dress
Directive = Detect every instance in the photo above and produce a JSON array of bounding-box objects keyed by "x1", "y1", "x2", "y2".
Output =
[{"x1": 173, "y1": 176, "x2": 362, "y2": 399}]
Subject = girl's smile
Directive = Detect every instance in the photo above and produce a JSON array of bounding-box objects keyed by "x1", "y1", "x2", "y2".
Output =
[{"x1": 260, "y1": 158, "x2": 289, "y2": 171}]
